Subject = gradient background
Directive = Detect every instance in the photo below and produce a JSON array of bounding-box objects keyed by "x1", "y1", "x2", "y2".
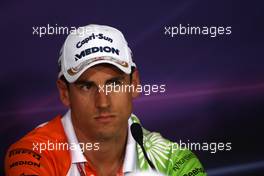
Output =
[{"x1": 1, "y1": 0, "x2": 264, "y2": 175}]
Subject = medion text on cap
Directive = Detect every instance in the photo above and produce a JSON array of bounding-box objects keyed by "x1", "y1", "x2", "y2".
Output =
[{"x1": 75, "y1": 46, "x2": 120, "y2": 61}]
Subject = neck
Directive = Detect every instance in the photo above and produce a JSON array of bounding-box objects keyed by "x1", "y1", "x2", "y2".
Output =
[{"x1": 73, "y1": 125, "x2": 128, "y2": 175}]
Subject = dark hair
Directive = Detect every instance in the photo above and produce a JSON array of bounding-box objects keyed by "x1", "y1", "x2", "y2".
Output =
[
  {"x1": 129, "y1": 66, "x2": 136, "y2": 83},
  {"x1": 60, "y1": 75, "x2": 70, "y2": 88}
]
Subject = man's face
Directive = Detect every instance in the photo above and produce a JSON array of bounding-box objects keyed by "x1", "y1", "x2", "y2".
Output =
[{"x1": 57, "y1": 64, "x2": 140, "y2": 141}]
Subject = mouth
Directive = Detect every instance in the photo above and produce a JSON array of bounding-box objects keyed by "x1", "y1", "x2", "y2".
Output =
[{"x1": 94, "y1": 114, "x2": 115, "y2": 123}]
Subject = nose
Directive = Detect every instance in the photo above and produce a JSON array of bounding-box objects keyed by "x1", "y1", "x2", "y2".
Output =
[{"x1": 95, "y1": 87, "x2": 110, "y2": 109}]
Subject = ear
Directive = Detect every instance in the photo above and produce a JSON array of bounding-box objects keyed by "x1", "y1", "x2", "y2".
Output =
[
  {"x1": 131, "y1": 68, "x2": 141, "y2": 98},
  {"x1": 56, "y1": 79, "x2": 70, "y2": 107}
]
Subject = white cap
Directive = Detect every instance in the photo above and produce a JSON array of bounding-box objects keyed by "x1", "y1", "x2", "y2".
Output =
[{"x1": 58, "y1": 24, "x2": 136, "y2": 83}]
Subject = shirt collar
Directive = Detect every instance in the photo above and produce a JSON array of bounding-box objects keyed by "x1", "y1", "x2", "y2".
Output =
[
  {"x1": 61, "y1": 110, "x2": 138, "y2": 173},
  {"x1": 123, "y1": 117, "x2": 138, "y2": 173},
  {"x1": 61, "y1": 110, "x2": 87, "y2": 163}
]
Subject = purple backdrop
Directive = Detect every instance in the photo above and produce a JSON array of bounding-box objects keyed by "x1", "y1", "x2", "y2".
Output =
[{"x1": 1, "y1": 0, "x2": 264, "y2": 175}]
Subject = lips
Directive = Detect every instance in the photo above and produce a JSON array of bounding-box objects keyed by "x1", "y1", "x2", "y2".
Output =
[{"x1": 94, "y1": 114, "x2": 115, "y2": 123}]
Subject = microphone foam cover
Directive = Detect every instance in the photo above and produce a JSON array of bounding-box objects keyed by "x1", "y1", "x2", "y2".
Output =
[{"x1": 130, "y1": 123, "x2": 143, "y2": 146}]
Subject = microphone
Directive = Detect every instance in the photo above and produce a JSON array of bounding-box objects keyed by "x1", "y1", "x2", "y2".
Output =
[{"x1": 130, "y1": 123, "x2": 156, "y2": 171}]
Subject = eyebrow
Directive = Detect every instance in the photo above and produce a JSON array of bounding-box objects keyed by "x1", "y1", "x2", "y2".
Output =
[
  {"x1": 74, "y1": 80, "x2": 96, "y2": 88},
  {"x1": 75, "y1": 75, "x2": 126, "y2": 86},
  {"x1": 105, "y1": 76, "x2": 125, "y2": 84}
]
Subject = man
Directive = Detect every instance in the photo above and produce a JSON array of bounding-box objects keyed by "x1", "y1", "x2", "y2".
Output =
[{"x1": 5, "y1": 24, "x2": 207, "y2": 176}]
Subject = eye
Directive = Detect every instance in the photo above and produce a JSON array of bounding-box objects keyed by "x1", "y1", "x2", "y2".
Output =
[{"x1": 79, "y1": 83, "x2": 93, "y2": 91}]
